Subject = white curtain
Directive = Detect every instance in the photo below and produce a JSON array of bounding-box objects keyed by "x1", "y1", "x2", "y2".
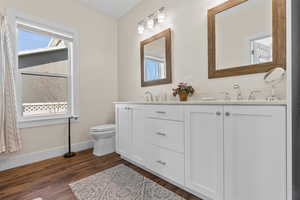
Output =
[{"x1": 0, "y1": 15, "x2": 22, "y2": 154}]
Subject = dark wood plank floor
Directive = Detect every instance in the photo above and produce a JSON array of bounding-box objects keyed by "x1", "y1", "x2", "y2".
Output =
[{"x1": 0, "y1": 149, "x2": 201, "y2": 200}]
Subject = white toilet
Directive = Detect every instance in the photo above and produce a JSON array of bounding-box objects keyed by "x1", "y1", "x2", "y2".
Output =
[{"x1": 89, "y1": 124, "x2": 116, "y2": 156}]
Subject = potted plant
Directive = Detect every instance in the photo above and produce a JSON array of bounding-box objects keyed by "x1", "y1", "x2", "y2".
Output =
[{"x1": 172, "y1": 83, "x2": 195, "y2": 101}]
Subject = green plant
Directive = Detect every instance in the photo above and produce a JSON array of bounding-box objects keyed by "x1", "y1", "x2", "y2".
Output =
[{"x1": 172, "y1": 83, "x2": 195, "y2": 97}]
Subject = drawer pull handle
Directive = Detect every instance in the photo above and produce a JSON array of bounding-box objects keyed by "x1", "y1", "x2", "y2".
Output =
[
  {"x1": 156, "y1": 132, "x2": 167, "y2": 136},
  {"x1": 156, "y1": 111, "x2": 166, "y2": 114},
  {"x1": 225, "y1": 112, "x2": 230, "y2": 117},
  {"x1": 216, "y1": 111, "x2": 221, "y2": 116},
  {"x1": 156, "y1": 160, "x2": 167, "y2": 166}
]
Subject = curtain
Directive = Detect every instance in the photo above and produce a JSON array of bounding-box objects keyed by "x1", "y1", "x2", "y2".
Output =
[{"x1": 0, "y1": 16, "x2": 22, "y2": 154}]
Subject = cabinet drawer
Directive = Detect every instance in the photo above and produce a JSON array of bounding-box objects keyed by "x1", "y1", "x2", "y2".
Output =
[
  {"x1": 146, "y1": 106, "x2": 184, "y2": 121},
  {"x1": 146, "y1": 118, "x2": 184, "y2": 153},
  {"x1": 147, "y1": 145, "x2": 184, "y2": 185}
]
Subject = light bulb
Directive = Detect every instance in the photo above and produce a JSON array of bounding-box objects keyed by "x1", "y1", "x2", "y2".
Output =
[
  {"x1": 138, "y1": 24, "x2": 144, "y2": 34},
  {"x1": 157, "y1": 11, "x2": 165, "y2": 23},
  {"x1": 147, "y1": 18, "x2": 154, "y2": 29}
]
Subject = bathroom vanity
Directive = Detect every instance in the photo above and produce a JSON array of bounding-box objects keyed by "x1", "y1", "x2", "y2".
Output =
[{"x1": 115, "y1": 101, "x2": 287, "y2": 200}]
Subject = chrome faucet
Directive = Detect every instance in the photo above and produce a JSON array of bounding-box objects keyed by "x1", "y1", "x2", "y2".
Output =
[
  {"x1": 248, "y1": 90, "x2": 261, "y2": 101},
  {"x1": 233, "y1": 84, "x2": 243, "y2": 100},
  {"x1": 145, "y1": 91, "x2": 154, "y2": 102},
  {"x1": 221, "y1": 92, "x2": 231, "y2": 101}
]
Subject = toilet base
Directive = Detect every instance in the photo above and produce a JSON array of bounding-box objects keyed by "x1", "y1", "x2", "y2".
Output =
[{"x1": 92, "y1": 136, "x2": 115, "y2": 157}]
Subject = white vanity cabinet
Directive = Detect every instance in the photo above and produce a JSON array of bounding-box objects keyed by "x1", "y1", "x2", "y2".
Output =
[
  {"x1": 131, "y1": 108, "x2": 147, "y2": 165},
  {"x1": 116, "y1": 105, "x2": 147, "y2": 165},
  {"x1": 144, "y1": 106, "x2": 185, "y2": 185},
  {"x1": 184, "y1": 105, "x2": 224, "y2": 200},
  {"x1": 223, "y1": 106, "x2": 286, "y2": 200},
  {"x1": 115, "y1": 103, "x2": 287, "y2": 200},
  {"x1": 116, "y1": 105, "x2": 132, "y2": 158}
]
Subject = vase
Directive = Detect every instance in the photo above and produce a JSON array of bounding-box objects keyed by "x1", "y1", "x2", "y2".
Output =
[{"x1": 179, "y1": 93, "x2": 188, "y2": 101}]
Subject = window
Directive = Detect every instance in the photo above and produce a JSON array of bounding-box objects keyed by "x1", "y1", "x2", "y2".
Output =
[
  {"x1": 144, "y1": 56, "x2": 166, "y2": 81},
  {"x1": 18, "y1": 28, "x2": 69, "y2": 117},
  {"x1": 9, "y1": 10, "x2": 79, "y2": 128},
  {"x1": 250, "y1": 35, "x2": 273, "y2": 64}
]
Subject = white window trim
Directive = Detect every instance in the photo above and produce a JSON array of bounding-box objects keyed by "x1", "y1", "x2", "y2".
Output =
[
  {"x1": 247, "y1": 33, "x2": 272, "y2": 64},
  {"x1": 7, "y1": 9, "x2": 80, "y2": 128},
  {"x1": 249, "y1": 34, "x2": 272, "y2": 65}
]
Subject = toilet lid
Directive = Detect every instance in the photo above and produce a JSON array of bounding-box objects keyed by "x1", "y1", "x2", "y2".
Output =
[{"x1": 90, "y1": 124, "x2": 115, "y2": 132}]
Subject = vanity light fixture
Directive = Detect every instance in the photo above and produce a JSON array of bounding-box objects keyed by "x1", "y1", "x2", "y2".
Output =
[
  {"x1": 137, "y1": 7, "x2": 166, "y2": 34},
  {"x1": 147, "y1": 16, "x2": 155, "y2": 29},
  {"x1": 138, "y1": 23, "x2": 145, "y2": 34},
  {"x1": 157, "y1": 7, "x2": 166, "y2": 23}
]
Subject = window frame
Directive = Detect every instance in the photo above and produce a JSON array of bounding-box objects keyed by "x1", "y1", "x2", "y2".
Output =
[
  {"x1": 7, "y1": 9, "x2": 80, "y2": 128},
  {"x1": 249, "y1": 34, "x2": 273, "y2": 65}
]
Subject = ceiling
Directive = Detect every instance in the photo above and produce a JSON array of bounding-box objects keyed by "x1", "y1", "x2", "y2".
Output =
[{"x1": 79, "y1": 0, "x2": 143, "y2": 18}]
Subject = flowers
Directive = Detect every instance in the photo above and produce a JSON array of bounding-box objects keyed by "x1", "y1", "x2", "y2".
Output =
[{"x1": 172, "y1": 83, "x2": 195, "y2": 97}]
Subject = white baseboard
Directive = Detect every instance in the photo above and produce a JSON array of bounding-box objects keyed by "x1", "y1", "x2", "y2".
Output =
[{"x1": 0, "y1": 140, "x2": 93, "y2": 171}]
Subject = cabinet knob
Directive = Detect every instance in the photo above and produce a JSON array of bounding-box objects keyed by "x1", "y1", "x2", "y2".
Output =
[
  {"x1": 156, "y1": 132, "x2": 167, "y2": 136},
  {"x1": 225, "y1": 112, "x2": 230, "y2": 116},
  {"x1": 216, "y1": 111, "x2": 221, "y2": 116},
  {"x1": 156, "y1": 111, "x2": 166, "y2": 114}
]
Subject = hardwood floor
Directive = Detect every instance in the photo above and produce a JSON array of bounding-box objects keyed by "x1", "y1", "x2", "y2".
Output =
[{"x1": 0, "y1": 149, "x2": 201, "y2": 200}]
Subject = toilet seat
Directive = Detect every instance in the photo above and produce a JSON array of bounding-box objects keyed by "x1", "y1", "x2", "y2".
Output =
[{"x1": 90, "y1": 124, "x2": 115, "y2": 132}]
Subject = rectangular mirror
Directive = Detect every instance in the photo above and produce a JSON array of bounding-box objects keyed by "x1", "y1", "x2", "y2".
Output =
[
  {"x1": 208, "y1": 0, "x2": 286, "y2": 78},
  {"x1": 141, "y1": 29, "x2": 172, "y2": 87}
]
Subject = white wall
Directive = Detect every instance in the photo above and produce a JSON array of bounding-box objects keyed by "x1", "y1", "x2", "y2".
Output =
[
  {"x1": 0, "y1": 0, "x2": 118, "y2": 155},
  {"x1": 216, "y1": 0, "x2": 272, "y2": 69},
  {"x1": 117, "y1": 0, "x2": 286, "y2": 101},
  {"x1": 145, "y1": 37, "x2": 165, "y2": 59}
]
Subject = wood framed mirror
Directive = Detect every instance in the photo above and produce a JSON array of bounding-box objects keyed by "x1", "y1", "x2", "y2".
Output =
[
  {"x1": 141, "y1": 28, "x2": 172, "y2": 87},
  {"x1": 208, "y1": 0, "x2": 286, "y2": 79}
]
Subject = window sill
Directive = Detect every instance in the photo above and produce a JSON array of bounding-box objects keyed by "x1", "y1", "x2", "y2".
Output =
[{"x1": 19, "y1": 115, "x2": 80, "y2": 129}]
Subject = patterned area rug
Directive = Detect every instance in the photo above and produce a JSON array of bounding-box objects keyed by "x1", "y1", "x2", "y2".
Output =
[{"x1": 69, "y1": 164, "x2": 185, "y2": 200}]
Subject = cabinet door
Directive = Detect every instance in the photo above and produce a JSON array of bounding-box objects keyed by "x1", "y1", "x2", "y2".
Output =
[
  {"x1": 185, "y1": 106, "x2": 224, "y2": 200},
  {"x1": 224, "y1": 106, "x2": 286, "y2": 200},
  {"x1": 131, "y1": 108, "x2": 147, "y2": 165},
  {"x1": 116, "y1": 106, "x2": 131, "y2": 158}
]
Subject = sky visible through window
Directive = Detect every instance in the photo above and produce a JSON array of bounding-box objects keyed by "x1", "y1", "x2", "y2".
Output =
[{"x1": 18, "y1": 28, "x2": 51, "y2": 52}]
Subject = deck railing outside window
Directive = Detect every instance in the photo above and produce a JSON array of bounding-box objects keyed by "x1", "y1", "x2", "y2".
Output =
[{"x1": 22, "y1": 102, "x2": 68, "y2": 116}]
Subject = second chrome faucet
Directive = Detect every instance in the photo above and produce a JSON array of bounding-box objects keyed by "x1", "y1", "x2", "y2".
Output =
[{"x1": 233, "y1": 83, "x2": 243, "y2": 100}]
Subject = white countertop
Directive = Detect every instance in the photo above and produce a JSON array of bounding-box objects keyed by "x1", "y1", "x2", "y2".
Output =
[{"x1": 114, "y1": 100, "x2": 287, "y2": 106}]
